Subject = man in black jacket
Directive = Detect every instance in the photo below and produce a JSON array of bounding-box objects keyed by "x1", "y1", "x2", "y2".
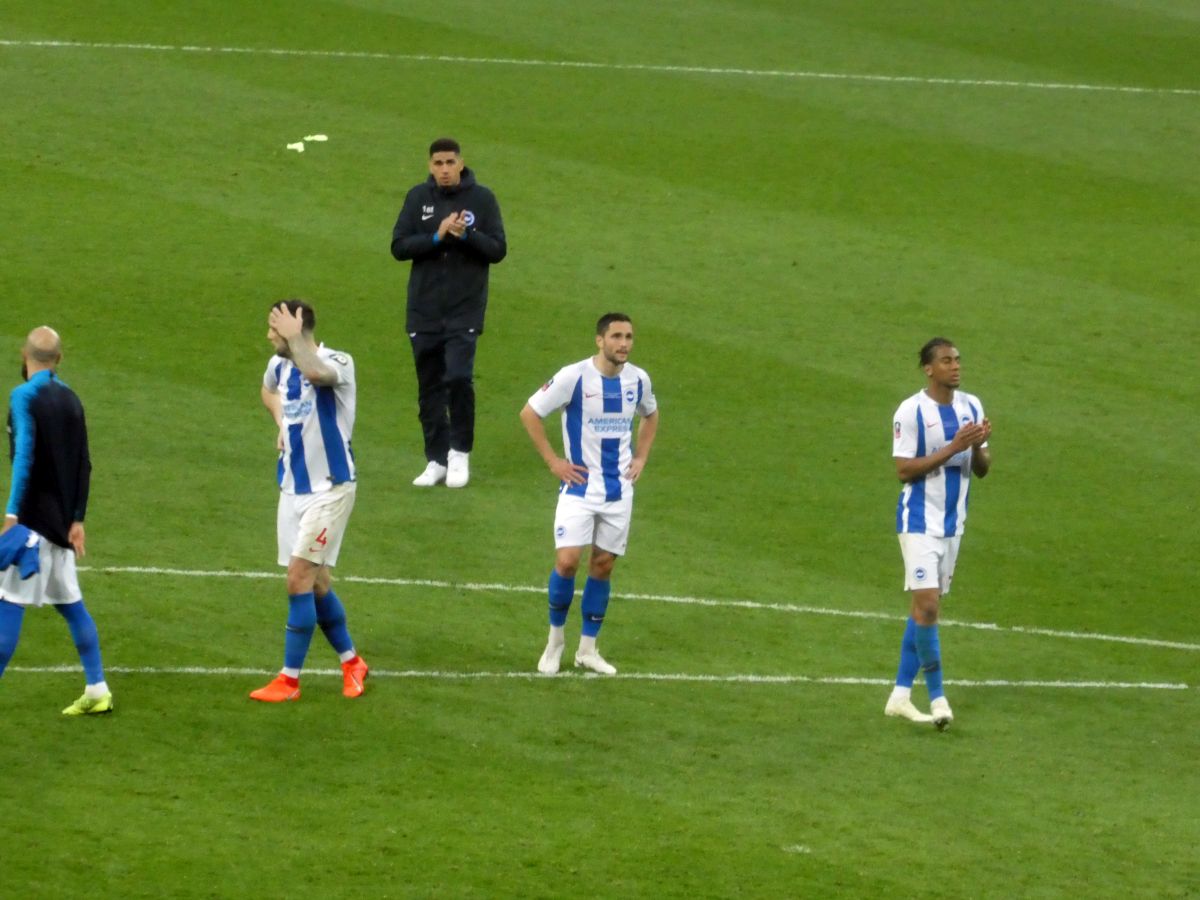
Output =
[{"x1": 391, "y1": 137, "x2": 507, "y2": 488}]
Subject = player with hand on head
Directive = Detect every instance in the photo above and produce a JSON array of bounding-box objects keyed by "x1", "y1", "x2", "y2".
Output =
[
  {"x1": 886, "y1": 337, "x2": 991, "y2": 729},
  {"x1": 519, "y1": 313, "x2": 659, "y2": 676},
  {"x1": 250, "y1": 300, "x2": 369, "y2": 702}
]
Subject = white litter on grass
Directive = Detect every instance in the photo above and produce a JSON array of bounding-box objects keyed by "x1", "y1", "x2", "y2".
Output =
[
  {"x1": 285, "y1": 141, "x2": 305, "y2": 152},
  {"x1": 304, "y1": 134, "x2": 328, "y2": 141}
]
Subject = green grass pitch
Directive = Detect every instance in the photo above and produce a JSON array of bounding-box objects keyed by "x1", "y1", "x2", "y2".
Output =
[{"x1": 1, "y1": 2, "x2": 1197, "y2": 897}]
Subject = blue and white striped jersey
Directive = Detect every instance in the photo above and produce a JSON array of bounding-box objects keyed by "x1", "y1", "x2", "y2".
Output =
[
  {"x1": 264, "y1": 346, "x2": 356, "y2": 495},
  {"x1": 893, "y1": 389, "x2": 986, "y2": 538},
  {"x1": 527, "y1": 358, "x2": 657, "y2": 503}
]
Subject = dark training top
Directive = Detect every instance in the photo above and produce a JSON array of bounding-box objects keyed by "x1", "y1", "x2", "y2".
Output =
[
  {"x1": 6, "y1": 370, "x2": 91, "y2": 549},
  {"x1": 390, "y1": 166, "x2": 507, "y2": 335}
]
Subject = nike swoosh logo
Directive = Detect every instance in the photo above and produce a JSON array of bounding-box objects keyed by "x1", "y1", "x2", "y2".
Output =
[{"x1": 421, "y1": 213, "x2": 434, "y2": 221}]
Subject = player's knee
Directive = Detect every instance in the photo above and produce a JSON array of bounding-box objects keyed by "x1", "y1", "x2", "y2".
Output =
[
  {"x1": 588, "y1": 556, "x2": 616, "y2": 580},
  {"x1": 910, "y1": 590, "x2": 940, "y2": 624},
  {"x1": 286, "y1": 565, "x2": 317, "y2": 596}
]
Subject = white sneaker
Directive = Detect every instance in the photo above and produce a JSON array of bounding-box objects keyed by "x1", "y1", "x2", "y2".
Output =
[
  {"x1": 412, "y1": 461, "x2": 447, "y2": 487},
  {"x1": 930, "y1": 696, "x2": 954, "y2": 731},
  {"x1": 574, "y1": 649, "x2": 617, "y2": 675},
  {"x1": 446, "y1": 450, "x2": 469, "y2": 488},
  {"x1": 884, "y1": 691, "x2": 934, "y2": 724},
  {"x1": 537, "y1": 641, "x2": 565, "y2": 675}
]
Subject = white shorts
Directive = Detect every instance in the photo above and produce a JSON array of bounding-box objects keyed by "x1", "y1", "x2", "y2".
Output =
[
  {"x1": 0, "y1": 536, "x2": 83, "y2": 607},
  {"x1": 554, "y1": 492, "x2": 633, "y2": 556},
  {"x1": 277, "y1": 482, "x2": 356, "y2": 567},
  {"x1": 898, "y1": 533, "x2": 962, "y2": 595}
]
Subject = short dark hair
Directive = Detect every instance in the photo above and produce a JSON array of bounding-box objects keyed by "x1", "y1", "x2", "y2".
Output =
[
  {"x1": 429, "y1": 137, "x2": 461, "y2": 156},
  {"x1": 596, "y1": 312, "x2": 632, "y2": 336},
  {"x1": 919, "y1": 336, "x2": 955, "y2": 367},
  {"x1": 272, "y1": 299, "x2": 316, "y2": 332}
]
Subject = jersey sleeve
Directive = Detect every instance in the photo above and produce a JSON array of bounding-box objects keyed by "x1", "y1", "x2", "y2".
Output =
[
  {"x1": 5, "y1": 387, "x2": 36, "y2": 517},
  {"x1": 321, "y1": 349, "x2": 355, "y2": 387},
  {"x1": 635, "y1": 370, "x2": 657, "y2": 417},
  {"x1": 263, "y1": 357, "x2": 283, "y2": 391},
  {"x1": 962, "y1": 392, "x2": 988, "y2": 448},
  {"x1": 892, "y1": 400, "x2": 919, "y2": 459},
  {"x1": 527, "y1": 366, "x2": 576, "y2": 418}
]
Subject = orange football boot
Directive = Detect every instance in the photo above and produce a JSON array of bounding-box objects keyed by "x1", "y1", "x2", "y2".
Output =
[
  {"x1": 341, "y1": 656, "x2": 369, "y2": 698},
  {"x1": 250, "y1": 674, "x2": 301, "y2": 702}
]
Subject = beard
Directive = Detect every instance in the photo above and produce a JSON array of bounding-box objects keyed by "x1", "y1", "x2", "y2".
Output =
[{"x1": 21, "y1": 362, "x2": 28, "y2": 381}]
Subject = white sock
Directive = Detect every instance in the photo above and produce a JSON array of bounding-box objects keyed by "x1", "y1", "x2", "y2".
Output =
[
  {"x1": 547, "y1": 625, "x2": 565, "y2": 647},
  {"x1": 577, "y1": 634, "x2": 597, "y2": 656},
  {"x1": 84, "y1": 681, "x2": 109, "y2": 699},
  {"x1": 890, "y1": 685, "x2": 911, "y2": 701},
  {"x1": 338, "y1": 649, "x2": 357, "y2": 663},
  {"x1": 281, "y1": 667, "x2": 301, "y2": 679}
]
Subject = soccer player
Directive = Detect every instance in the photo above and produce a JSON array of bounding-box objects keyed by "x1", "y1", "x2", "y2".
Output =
[
  {"x1": 886, "y1": 337, "x2": 991, "y2": 729},
  {"x1": 519, "y1": 313, "x2": 659, "y2": 675},
  {"x1": 250, "y1": 300, "x2": 369, "y2": 702},
  {"x1": 0, "y1": 326, "x2": 112, "y2": 715}
]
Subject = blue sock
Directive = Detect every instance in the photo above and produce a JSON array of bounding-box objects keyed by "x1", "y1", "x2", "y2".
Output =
[
  {"x1": 914, "y1": 623, "x2": 944, "y2": 700},
  {"x1": 284, "y1": 592, "x2": 317, "y2": 671},
  {"x1": 0, "y1": 599, "x2": 26, "y2": 678},
  {"x1": 580, "y1": 577, "x2": 612, "y2": 638},
  {"x1": 548, "y1": 570, "x2": 575, "y2": 627},
  {"x1": 895, "y1": 617, "x2": 920, "y2": 688},
  {"x1": 315, "y1": 589, "x2": 354, "y2": 655},
  {"x1": 55, "y1": 600, "x2": 105, "y2": 684}
]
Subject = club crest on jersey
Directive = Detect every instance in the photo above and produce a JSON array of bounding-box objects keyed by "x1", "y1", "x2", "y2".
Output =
[
  {"x1": 555, "y1": 526, "x2": 566, "y2": 538},
  {"x1": 914, "y1": 567, "x2": 927, "y2": 581},
  {"x1": 625, "y1": 388, "x2": 635, "y2": 402},
  {"x1": 462, "y1": 210, "x2": 476, "y2": 227}
]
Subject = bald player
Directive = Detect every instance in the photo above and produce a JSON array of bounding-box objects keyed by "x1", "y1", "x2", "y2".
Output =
[{"x1": 0, "y1": 326, "x2": 112, "y2": 715}]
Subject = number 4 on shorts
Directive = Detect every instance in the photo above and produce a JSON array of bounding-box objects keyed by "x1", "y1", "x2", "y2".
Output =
[{"x1": 309, "y1": 528, "x2": 328, "y2": 551}]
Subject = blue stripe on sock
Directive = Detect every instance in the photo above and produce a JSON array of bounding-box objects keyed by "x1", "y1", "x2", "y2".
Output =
[
  {"x1": 896, "y1": 616, "x2": 919, "y2": 688},
  {"x1": 548, "y1": 570, "x2": 575, "y2": 626},
  {"x1": 315, "y1": 589, "x2": 353, "y2": 655},
  {"x1": 56, "y1": 600, "x2": 104, "y2": 684},
  {"x1": 914, "y1": 623, "x2": 944, "y2": 700},
  {"x1": 580, "y1": 577, "x2": 611, "y2": 638},
  {"x1": 0, "y1": 599, "x2": 26, "y2": 678},
  {"x1": 284, "y1": 592, "x2": 317, "y2": 670}
]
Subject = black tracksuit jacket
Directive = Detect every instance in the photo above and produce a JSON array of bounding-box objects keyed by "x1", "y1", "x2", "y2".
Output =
[
  {"x1": 390, "y1": 168, "x2": 507, "y2": 334},
  {"x1": 6, "y1": 370, "x2": 91, "y2": 549}
]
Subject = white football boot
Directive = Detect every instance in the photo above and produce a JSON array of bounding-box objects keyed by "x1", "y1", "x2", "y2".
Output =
[
  {"x1": 930, "y1": 696, "x2": 954, "y2": 731},
  {"x1": 574, "y1": 636, "x2": 617, "y2": 675},
  {"x1": 537, "y1": 628, "x2": 566, "y2": 675},
  {"x1": 446, "y1": 450, "x2": 470, "y2": 488},
  {"x1": 412, "y1": 461, "x2": 447, "y2": 487},
  {"x1": 884, "y1": 688, "x2": 935, "y2": 724}
]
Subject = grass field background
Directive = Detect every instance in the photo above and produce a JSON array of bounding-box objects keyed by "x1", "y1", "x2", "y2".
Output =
[{"x1": 1, "y1": 2, "x2": 1197, "y2": 897}]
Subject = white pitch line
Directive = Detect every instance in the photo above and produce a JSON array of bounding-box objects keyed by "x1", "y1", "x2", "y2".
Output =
[
  {"x1": 1, "y1": 39, "x2": 1197, "y2": 97},
  {"x1": 6, "y1": 665, "x2": 1187, "y2": 690},
  {"x1": 80, "y1": 564, "x2": 1200, "y2": 653}
]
